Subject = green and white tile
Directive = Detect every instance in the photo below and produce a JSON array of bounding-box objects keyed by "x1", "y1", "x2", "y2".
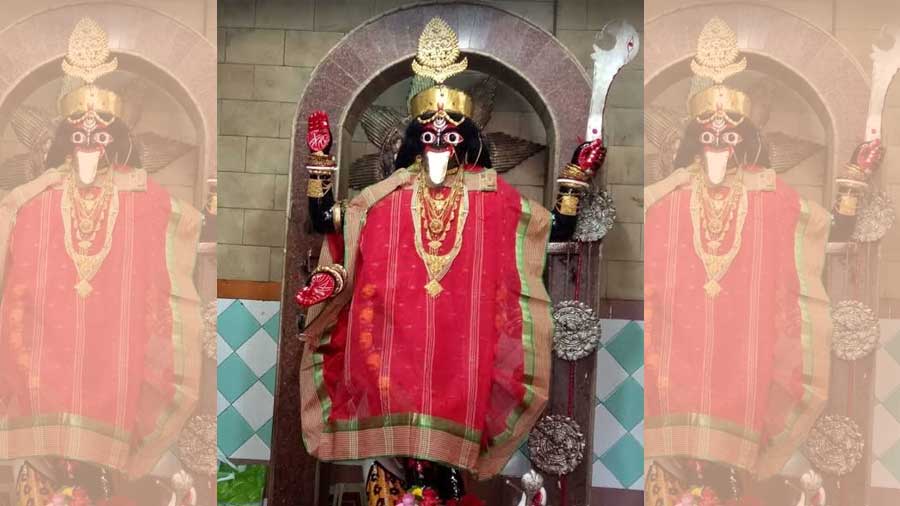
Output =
[
  {"x1": 217, "y1": 298, "x2": 281, "y2": 461},
  {"x1": 872, "y1": 319, "x2": 900, "y2": 489}
]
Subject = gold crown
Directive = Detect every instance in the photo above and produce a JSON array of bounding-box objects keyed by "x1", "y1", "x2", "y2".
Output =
[
  {"x1": 409, "y1": 18, "x2": 473, "y2": 120},
  {"x1": 59, "y1": 18, "x2": 122, "y2": 118},
  {"x1": 59, "y1": 85, "x2": 123, "y2": 118},
  {"x1": 412, "y1": 18, "x2": 467, "y2": 84},
  {"x1": 410, "y1": 85, "x2": 473, "y2": 119},
  {"x1": 689, "y1": 84, "x2": 751, "y2": 118},
  {"x1": 691, "y1": 17, "x2": 746, "y2": 84}
]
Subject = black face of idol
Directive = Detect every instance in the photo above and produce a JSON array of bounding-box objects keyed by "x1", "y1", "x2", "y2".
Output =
[
  {"x1": 395, "y1": 112, "x2": 492, "y2": 174},
  {"x1": 673, "y1": 113, "x2": 769, "y2": 185},
  {"x1": 46, "y1": 112, "x2": 141, "y2": 184}
]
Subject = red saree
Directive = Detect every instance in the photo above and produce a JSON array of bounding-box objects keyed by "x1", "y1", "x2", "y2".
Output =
[
  {"x1": 644, "y1": 167, "x2": 831, "y2": 478},
  {"x1": 0, "y1": 167, "x2": 201, "y2": 477},
  {"x1": 300, "y1": 167, "x2": 552, "y2": 478}
]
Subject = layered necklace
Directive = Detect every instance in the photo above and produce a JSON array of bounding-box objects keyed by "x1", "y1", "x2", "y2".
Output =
[
  {"x1": 61, "y1": 169, "x2": 119, "y2": 298},
  {"x1": 689, "y1": 170, "x2": 747, "y2": 298},
  {"x1": 411, "y1": 167, "x2": 468, "y2": 297}
]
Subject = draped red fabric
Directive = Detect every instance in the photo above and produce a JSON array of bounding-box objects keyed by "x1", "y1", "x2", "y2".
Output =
[
  {"x1": 644, "y1": 171, "x2": 831, "y2": 477},
  {"x1": 301, "y1": 169, "x2": 552, "y2": 478},
  {"x1": 0, "y1": 173, "x2": 201, "y2": 477}
]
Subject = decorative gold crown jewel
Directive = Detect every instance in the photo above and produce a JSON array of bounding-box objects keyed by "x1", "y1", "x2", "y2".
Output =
[
  {"x1": 62, "y1": 17, "x2": 118, "y2": 84},
  {"x1": 688, "y1": 17, "x2": 751, "y2": 119},
  {"x1": 412, "y1": 18, "x2": 468, "y2": 84},
  {"x1": 409, "y1": 18, "x2": 473, "y2": 121},
  {"x1": 690, "y1": 17, "x2": 746, "y2": 84},
  {"x1": 59, "y1": 18, "x2": 122, "y2": 119}
]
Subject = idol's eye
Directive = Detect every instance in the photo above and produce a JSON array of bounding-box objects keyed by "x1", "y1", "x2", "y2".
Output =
[
  {"x1": 699, "y1": 131, "x2": 716, "y2": 144},
  {"x1": 443, "y1": 132, "x2": 462, "y2": 145},
  {"x1": 722, "y1": 131, "x2": 742, "y2": 145},
  {"x1": 93, "y1": 131, "x2": 113, "y2": 145},
  {"x1": 421, "y1": 131, "x2": 437, "y2": 144},
  {"x1": 71, "y1": 131, "x2": 87, "y2": 144}
]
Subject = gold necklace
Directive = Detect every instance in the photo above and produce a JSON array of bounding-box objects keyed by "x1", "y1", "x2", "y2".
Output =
[
  {"x1": 689, "y1": 172, "x2": 747, "y2": 298},
  {"x1": 61, "y1": 172, "x2": 119, "y2": 297},
  {"x1": 411, "y1": 170, "x2": 468, "y2": 297}
]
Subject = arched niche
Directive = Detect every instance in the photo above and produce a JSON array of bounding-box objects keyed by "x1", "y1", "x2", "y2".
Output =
[
  {"x1": 0, "y1": 2, "x2": 217, "y2": 204},
  {"x1": 275, "y1": 2, "x2": 591, "y2": 504},
  {"x1": 646, "y1": 1, "x2": 869, "y2": 203}
]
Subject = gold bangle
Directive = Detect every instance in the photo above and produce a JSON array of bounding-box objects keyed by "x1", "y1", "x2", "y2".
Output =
[
  {"x1": 556, "y1": 194, "x2": 580, "y2": 216},
  {"x1": 313, "y1": 264, "x2": 347, "y2": 295},
  {"x1": 307, "y1": 179, "x2": 325, "y2": 198}
]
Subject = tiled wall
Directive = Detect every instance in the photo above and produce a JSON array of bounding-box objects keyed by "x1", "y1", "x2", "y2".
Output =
[
  {"x1": 217, "y1": 299, "x2": 281, "y2": 460},
  {"x1": 873, "y1": 320, "x2": 900, "y2": 488},
  {"x1": 216, "y1": 0, "x2": 645, "y2": 300}
]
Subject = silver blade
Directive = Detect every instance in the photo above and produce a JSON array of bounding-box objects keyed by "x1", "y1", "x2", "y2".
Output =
[{"x1": 586, "y1": 20, "x2": 640, "y2": 142}]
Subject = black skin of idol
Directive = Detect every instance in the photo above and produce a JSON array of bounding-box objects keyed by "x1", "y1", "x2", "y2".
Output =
[
  {"x1": 308, "y1": 111, "x2": 579, "y2": 241},
  {"x1": 46, "y1": 113, "x2": 142, "y2": 170}
]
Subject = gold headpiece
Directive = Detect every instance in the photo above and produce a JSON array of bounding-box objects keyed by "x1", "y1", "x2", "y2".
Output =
[
  {"x1": 409, "y1": 18, "x2": 473, "y2": 120},
  {"x1": 688, "y1": 18, "x2": 751, "y2": 118},
  {"x1": 59, "y1": 18, "x2": 122, "y2": 119}
]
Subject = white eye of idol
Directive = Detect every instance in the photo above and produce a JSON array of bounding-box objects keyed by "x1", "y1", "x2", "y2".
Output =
[
  {"x1": 421, "y1": 131, "x2": 437, "y2": 144},
  {"x1": 94, "y1": 131, "x2": 113, "y2": 145},
  {"x1": 722, "y1": 132, "x2": 742, "y2": 145},
  {"x1": 443, "y1": 132, "x2": 462, "y2": 145},
  {"x1": 700, "y1": 131, "x2": 716, "y2": 144},
  {"x1": 71, "y1": 131, "x2": 87, "y2": 144}
]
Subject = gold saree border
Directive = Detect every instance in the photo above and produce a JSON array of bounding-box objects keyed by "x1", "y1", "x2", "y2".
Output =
[
  {"x1": 755, "y1": 199, "x2": 831, "y2": 477},
  {"x1": 475, "y1": 197, "x2": 551, "y2": 479}
]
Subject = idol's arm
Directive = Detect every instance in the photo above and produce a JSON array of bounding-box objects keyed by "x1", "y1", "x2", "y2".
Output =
[
  {"x1": 296, "y1": 111, "x2": 347, "y2": 308},
  {"x1": 550, "y1": 139, "x2": 607, "y2": 241},
  {"x1": 307, "y1": 167, "x2": 340, "y2": 234},
  {"x1": 829, "y1": 139, "x2": 883, "y2": 241}
]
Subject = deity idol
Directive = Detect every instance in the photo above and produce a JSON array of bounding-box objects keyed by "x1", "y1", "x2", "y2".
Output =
[
  {"x1": 643, "y1": 17, "x2": 882, "y2": 503},
  {"x1": 294, "y1": 18, "x2": 605, "y2": 490},
  {"x1": 0, "y1": 18, "x2": 202, "y2": 477}
]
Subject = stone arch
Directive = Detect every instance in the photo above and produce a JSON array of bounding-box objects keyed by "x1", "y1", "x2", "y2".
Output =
[
  {"x1": 645, "y1": 1, "x2": 869, "y2": 201},
  {"x1": 0, "y1": 2, "x2": 218, "y2": 199}
]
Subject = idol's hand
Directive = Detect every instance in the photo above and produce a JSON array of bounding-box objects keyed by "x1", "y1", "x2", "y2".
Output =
[
  {"x1": 853, "y1": 138, "x2": 884, "y2": 175},
  {"x1": 572, "y1": 138, "x2": 607, "y2": 179},
  {"x1": 294, "y1": 265, "x2": 346, "y2": 307},
  {"x1": 307, "y1": 110, "x2": 333, "y2": 155}
]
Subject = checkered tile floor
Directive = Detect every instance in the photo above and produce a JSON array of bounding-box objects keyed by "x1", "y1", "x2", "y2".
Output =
[
  {"x1": 872, "y1": 319, "x2": 900, "y2": 489},
  {"x1": 217, "y1": 299, "x2": 281, "y2": 460}
]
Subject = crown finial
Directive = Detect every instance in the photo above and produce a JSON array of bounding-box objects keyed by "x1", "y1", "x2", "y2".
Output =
[
  {"x1": 411, "y1": 18, "x2": 468, "y2": 84},
  {"x1": 62, "y1": 17, "x2": 118, "y2": 84},
  {"x1": 690, "y1": 17, "x2": 746, "y2": 84}
]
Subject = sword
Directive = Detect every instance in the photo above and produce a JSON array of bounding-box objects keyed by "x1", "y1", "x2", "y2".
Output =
[
  {"x1": 585, "y1": 20, "x2": 640, "y2": 143},
  {"x1": 865, "y1": 25, "x2": 900, "y2": 141}
]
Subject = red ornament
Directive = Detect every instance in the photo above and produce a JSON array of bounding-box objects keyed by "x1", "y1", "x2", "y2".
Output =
[
  {"x1": 307, "y1": 111, "x2": 332, "y2": 154},
  {"x1": 855, "y1": 138, "x2": 883, "y2": 172},
  {"x1": 295, "y1": 272, "x2": 336, "y2": 307},
  {"x1": 577, "y1": 138, "x2": 606, "y2": 174},
  {"x1": 421, "y1": 489, "x2": 440, "y2": 506}
]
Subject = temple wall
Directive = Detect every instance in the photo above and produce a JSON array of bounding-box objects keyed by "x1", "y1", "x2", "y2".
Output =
[{"x1": 215, "y1": 0, "x2": 646, "y2": 302}]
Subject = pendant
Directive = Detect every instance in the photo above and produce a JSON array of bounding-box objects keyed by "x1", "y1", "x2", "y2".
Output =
[
  {"x1": 425, "y1": 279, "x2": 443, "y2": 297},
  {"x1": 703, "y1": 279, "x2": 721, "y2": 298},
  {"x1": 75, "y1": 279, "x2": 93, "y2": 298},
  {"x1": 428, "y1": 218, "x2": 445, "y2": 234},
  {"x1": 78, "y1": 219, "x2": 94, "y2": 234}
]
